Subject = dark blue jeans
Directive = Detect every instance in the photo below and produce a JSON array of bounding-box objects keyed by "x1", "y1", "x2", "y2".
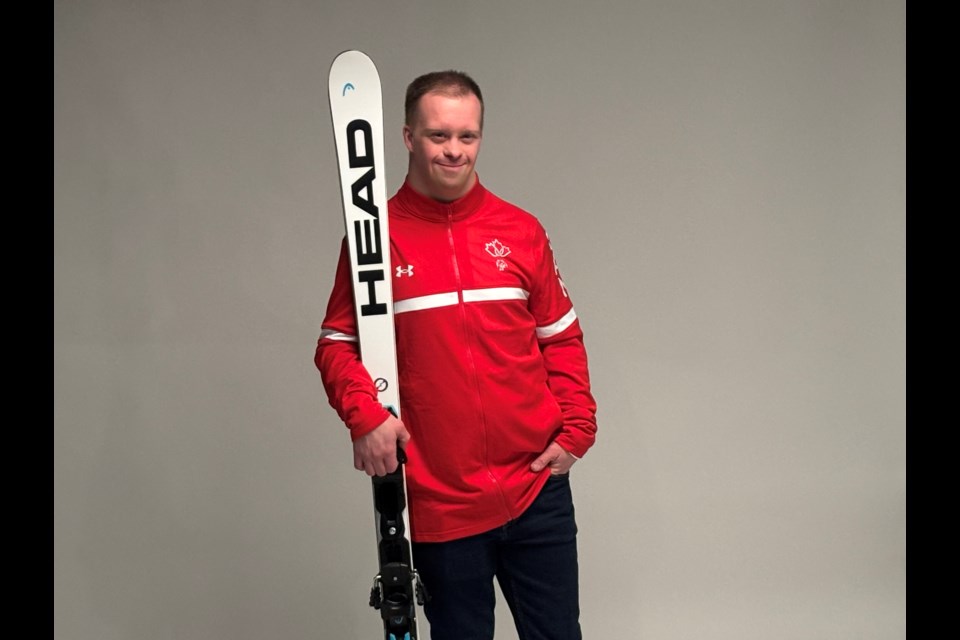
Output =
[{"x1": 411, "y1": 474, "x2": 582, "y2": 640}]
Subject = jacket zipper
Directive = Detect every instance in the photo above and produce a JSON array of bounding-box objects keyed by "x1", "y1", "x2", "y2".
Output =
[{"x1": 446, "y1": 210, "x2": 514, "y2": 520}]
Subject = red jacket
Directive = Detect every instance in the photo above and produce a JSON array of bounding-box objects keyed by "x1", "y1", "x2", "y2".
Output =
[{"x1": 315, "y1": 178, "x2": 597, "y2": 542}]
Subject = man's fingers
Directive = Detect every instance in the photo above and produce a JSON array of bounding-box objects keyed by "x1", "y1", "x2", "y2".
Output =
[
  {"x1": 530, "y1": 451, "x2": 555, "y2": 472},
  {"x1": 359, "y1": 450, "x2": 400, "y2": 477},
  {"x1": 353, "y1": 415, "x2": 410, "y2": 476},
  {"x1": 381, "y1": 449, "x2": 397, "y2": 475},
  {"x1": 396, "y1": 422, "x2": 412, "y2": 448},
  {"x1": 530, "y1": 442, "x2": 577, "y2": 474}
]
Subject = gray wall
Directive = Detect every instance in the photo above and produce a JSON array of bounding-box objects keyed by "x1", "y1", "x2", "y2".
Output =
[{"x1": 54, "y1": 1, "x2": 905, "y2": 638}]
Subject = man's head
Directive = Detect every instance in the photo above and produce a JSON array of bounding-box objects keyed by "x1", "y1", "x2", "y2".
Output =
[
  {"x1": 404, "y1": 70, "x2": 484, "y2": 130},
  {"x1": 403, "y1": 71, "x2": 484, "y2": 203}
]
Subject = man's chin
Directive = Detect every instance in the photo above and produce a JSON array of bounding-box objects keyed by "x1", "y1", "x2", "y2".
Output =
[{"x1": 432, "y1": 173, "x2": 474, "y2": 198}]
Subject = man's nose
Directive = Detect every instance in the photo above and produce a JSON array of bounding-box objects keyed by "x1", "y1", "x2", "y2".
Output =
[{"x1": 443, "y1": 139, "x2": 461, "y2": 157}]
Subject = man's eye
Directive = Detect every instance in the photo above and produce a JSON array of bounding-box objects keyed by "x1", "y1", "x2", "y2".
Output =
[{"x1": 430, "y1": 133, "x2": 446, "y2": 141}]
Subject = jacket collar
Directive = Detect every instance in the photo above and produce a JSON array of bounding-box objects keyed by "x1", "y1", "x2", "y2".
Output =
[{"x1": 393, "y1": 176, "x2": 487, "y2": 222}]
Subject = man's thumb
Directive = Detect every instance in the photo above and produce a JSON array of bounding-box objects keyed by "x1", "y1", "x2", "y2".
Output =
[{"x1": 531, "y1": 453, "x2": 551, "y2": 472}]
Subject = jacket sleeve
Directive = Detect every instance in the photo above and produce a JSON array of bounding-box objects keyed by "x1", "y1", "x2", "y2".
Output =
[
  {"x1": 527, "y1": 224, "x2": 598, "y2": 459},
  {"x1": 314, "y1": 238, "x2": 392, "y2": 441}
]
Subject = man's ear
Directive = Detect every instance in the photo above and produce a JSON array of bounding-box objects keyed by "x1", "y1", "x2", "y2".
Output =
[{"x1": 402, "y1": 125, "x2": 414, "y2": 152}]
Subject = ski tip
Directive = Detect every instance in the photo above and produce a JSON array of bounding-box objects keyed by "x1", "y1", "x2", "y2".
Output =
[
  {"x1": 331, "y1": 49, "x2": 374, "y2": 68},
  {"x1": 328, "y1": 50, "x2": 381, "y2": 100}
]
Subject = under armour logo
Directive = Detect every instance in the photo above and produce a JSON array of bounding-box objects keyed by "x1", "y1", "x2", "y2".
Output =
[
  {"x1": 485, "y1": 239, "x2": 511, "y2": 258},
  {"x1": 395, "y1": 265, "x2": 414, "y2": 277}
]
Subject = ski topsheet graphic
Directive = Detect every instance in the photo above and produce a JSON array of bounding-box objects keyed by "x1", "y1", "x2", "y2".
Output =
[
  {"x1": 328, "y1": 50, "x2": 398, "y2": 406},
  {"x1": 328, "y1": 50, "x2": 425, "y2": 640}
]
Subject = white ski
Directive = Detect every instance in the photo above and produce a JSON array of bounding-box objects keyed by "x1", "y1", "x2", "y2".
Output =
[{"x1": 328, "y1": 49, "x2": 424, "y2": 640}]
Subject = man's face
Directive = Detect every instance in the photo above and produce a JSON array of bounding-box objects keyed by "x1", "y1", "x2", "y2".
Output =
[{"x1": 403, "y1": 91, "x2": 483, "y2": 202}]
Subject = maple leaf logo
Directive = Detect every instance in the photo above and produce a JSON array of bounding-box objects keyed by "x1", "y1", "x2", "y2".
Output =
[{"x1": 485, "y1": 239, "x2": 511, "y2": 258}]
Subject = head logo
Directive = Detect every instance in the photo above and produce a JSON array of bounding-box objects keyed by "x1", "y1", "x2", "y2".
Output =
[
  {"x1": 374, "y1": 378, "x2": 389, "y2": 392},
  {"x1": 344, "y1": 118, "x2": 387, "y2": 317},
  {"x1": 342, "y1": 82, "x2": 355, "y2": 96}
]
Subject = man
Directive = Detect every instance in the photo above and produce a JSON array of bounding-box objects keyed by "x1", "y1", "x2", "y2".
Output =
[{"x1": 316, "y1": 70, "x2": 597, "y2": 639}]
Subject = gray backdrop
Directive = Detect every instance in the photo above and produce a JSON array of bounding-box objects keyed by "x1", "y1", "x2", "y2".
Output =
[{"x1": 54, "y1": 1, "x2": 905, "y2": 638}]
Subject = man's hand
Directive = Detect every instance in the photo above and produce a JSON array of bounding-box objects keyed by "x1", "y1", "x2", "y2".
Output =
[
  {"x1": 353, "y1": 413, "x2": 410, "y2": 477},
  {"x1": 530, "y1": 441, "x2": 577, "y2": 475}
]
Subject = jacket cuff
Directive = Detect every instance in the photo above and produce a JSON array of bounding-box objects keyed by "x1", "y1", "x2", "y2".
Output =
[
  {"x1": 346, "y1": 402, "x2": 392, "y2": 442},
  {"x1": 554, "y1": 429, "x2": 594, "y2": 460}
]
